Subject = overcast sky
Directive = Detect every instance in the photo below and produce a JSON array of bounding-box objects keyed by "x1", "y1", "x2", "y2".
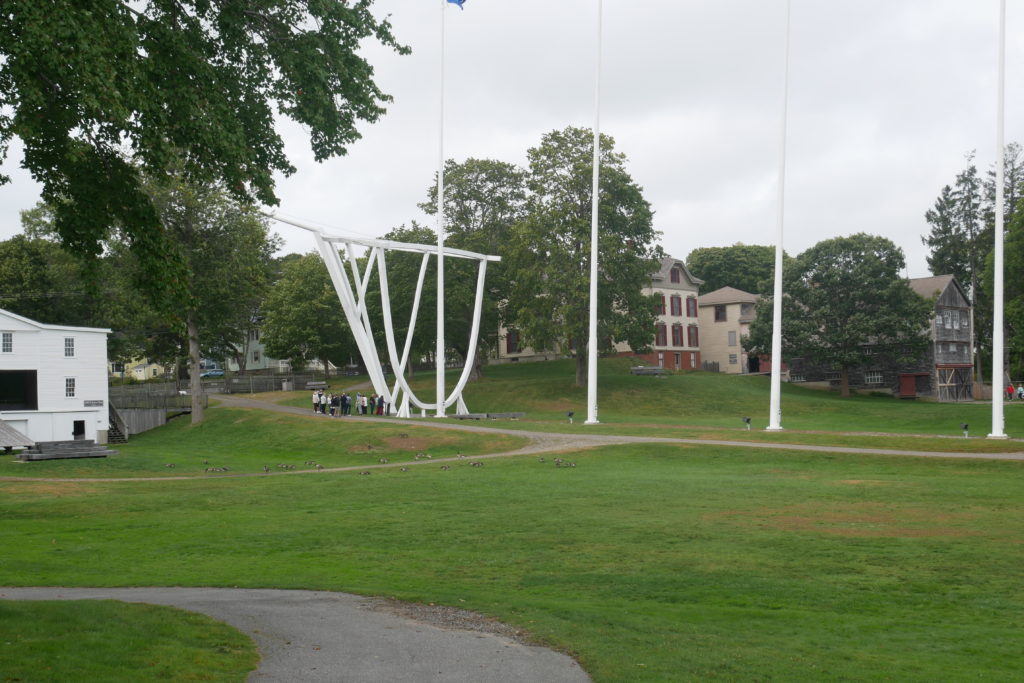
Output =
[{"x1": 1, "y1": 0, "x2": 1021, "y2": 279}]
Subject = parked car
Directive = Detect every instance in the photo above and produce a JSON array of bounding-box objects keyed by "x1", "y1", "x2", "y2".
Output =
[{"x1": 200, "y1": 369, "x2": 224, "y2": 378}]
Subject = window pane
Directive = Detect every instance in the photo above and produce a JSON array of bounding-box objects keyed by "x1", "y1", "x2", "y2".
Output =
[
  {"x1": 65, "y1": 377, "x2": 76, "y2": 398},
  {"x1": 1, "y1": 332, "x2": 11, "y2": 353},
  {"x1": 64, "y1": 337, "x2": 75, "y2": 357}
]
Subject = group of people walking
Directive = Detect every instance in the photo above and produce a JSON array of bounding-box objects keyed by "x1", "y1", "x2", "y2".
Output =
[
  {"x1": 312, "y1": 389, "x2": 390, "y2": 417},
  {"x1": 1006, "y1": 383, "x2": 1024, "y2": 401}
]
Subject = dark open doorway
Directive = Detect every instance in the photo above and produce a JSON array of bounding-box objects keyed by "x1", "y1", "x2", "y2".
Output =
[{"x1": 72, "y1": 420, "x2": 86, "y2": 440}]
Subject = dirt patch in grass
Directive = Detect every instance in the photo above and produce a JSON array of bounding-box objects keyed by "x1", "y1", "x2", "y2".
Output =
[
  {"x1": 364, "y1": 597, "x2": 531, "y2": 644},
  {"x1": 381, "y1": 436, "x2": 433, "y2": 451},
  {"x1": 709, "y1": 502, "x2": 977, "y2": 538},
  {"x1": 3, "y1": 481, "x2": 99, "y2": 498}
]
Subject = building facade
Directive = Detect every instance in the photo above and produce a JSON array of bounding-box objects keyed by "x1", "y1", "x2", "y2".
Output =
[
  {"x1": 785, "y1": 275, "x2": 974, "y2": 401},
  {"x1": 620, "y1": 257, "x2": 703, "y2": 370},
  {"x1": 0, "y1": 308, "x2": 111, "y2": 443},
  {"x1": 697, "y1": 286, "x2": 759, "y2": 374},
  {"x1": 495, "y1": 256, "x2": 704, "y2": 369}
]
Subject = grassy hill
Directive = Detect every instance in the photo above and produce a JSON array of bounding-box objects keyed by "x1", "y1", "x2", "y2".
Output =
[
  {"x1": 3, "y1": 359, "x2": 1024, "y2": 681},
  {"x1": 444, "y1": 357, "x2": 1020, "y2": 436}
]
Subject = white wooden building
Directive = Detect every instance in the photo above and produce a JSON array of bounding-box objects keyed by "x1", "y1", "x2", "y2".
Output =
[{"x1": 0, "y1": 309, "x2": 111, "y2": 444}]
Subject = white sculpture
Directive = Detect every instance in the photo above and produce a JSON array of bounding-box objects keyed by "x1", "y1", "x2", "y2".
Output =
[{"x1": 272, "y1": 215, "x2": 500, "y2": 418}]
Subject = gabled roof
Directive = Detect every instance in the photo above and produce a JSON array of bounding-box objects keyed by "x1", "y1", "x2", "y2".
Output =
[
  {"x1": 651, "y1": 257, "x2": 704, "y2": 286},
  {"x1": 907, "y1": 275, "x2": 969, "y2": 305},
  {"x1": 0, "y1": 308, "x2": 111, "y2": 334},
  {"x1": 697, "y1": 286, "x2": 759, "y2": 306}
]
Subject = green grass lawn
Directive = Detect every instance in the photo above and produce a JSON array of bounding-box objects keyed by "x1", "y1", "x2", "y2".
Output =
[
  {"x1": 2, "y1": 361, "x2": 1023, "y2": 681},
  {"x1": 3, "y1": 443, "x2": 1023, "y2": 680},
  {"x1": 274, "y1": 358, "x2": 1024, "y2": 435},
  {"x1": 0, "y1": 600, "x2": 258, "y2": 682},
  {"x1": 0, "y1": 406, "x2": 527, "y2": 479}
]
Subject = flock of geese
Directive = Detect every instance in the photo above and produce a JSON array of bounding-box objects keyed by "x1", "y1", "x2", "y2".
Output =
[{"x1": 163, "y1": 452, "x2": 578, "y2": 476}]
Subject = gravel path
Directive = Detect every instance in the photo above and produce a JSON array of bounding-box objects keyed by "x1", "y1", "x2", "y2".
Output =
[
  {"x1": 0, "y1": 587, "x2": 590, "y2": 683},
  {"x1": 211, "y1": 394, "x2": 1024, "y2": 463}
]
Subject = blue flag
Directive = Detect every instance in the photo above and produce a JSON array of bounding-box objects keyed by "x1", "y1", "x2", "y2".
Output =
[{"x1": 447, "y1": 0, "x2": 465, "y2": 8}]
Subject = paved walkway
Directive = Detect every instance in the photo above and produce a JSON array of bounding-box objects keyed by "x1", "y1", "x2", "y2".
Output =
[
  {"x1": 0, "y1": 587, "x2": 590, "y2": 683},
  {"x1": 212, "y1": 394, "x2": 1024, "y2": 463}
]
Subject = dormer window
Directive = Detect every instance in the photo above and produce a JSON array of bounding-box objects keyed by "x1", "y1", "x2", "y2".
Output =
[{"x1": 670, "y1": 267, "x2": 681, "y2": 284}]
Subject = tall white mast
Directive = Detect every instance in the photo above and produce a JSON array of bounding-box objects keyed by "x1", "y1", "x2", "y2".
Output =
[
  {"x1": 989, "y1": 0, "x2": 1007, "y2": 439},
  {"x1": 435, "y1": 0, "x2": 448, "y2": 417},
  {"x1": 585, "y1": 0, "x2": 603, "y2": 425},
  {"x1": 767, "y1": 0, "x2": 792, "y2": 432}
]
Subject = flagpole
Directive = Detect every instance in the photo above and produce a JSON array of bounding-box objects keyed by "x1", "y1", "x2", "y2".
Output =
[
  {"x1": 767, "y1": 0, "x2": 791, "y2": 432},
  {"x1": 585, "y1": 0, "x2": 603, "y2": 425},
  {"x1": 435, "y1": 0, "x2": 447, "y2": 417},
  {"x1": 988, "y1": 0, "x2": 1007, "y2": 438}
]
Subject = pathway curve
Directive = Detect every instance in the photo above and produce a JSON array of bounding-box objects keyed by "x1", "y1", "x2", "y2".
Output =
[
  {"x1": 0, "y1": 587, "x2": 590, "y2": 683},
  {"x1": 212, "y1": 394, "x2": 1024, "y2": 463}
]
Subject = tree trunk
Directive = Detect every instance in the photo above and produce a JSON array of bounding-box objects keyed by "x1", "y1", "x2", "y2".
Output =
[
  {"x1": 839, "y1": 367, "x2": 851, "y2": 397},
  {"x1": 575, "y1": 347, "x2": 587, "y2": 388},
  {"x1": 188, "y1": 314, "x2": 204, "y2": 424}
]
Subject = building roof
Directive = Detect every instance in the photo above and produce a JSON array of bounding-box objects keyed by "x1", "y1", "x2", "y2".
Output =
[
  {"x1": 651, "y1": 257, "x2": 704, "y2": 286},
  {"x1": 0, "y1": 307, "x2": 111, "y2": 334},
  {"x1": 907, "y1": 274, "x2": 956, "y2": 300},
  {"x1": 697, "y1": 286, "x2": 759, "y2": 306},
  {"x1": 0, "y1": 420, "x2": 34, "y2": 449}
]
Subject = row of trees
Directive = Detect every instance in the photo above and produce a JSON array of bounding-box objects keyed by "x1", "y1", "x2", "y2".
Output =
[
  {"x1": 4, "y1": 126, "x2": 665, "y2": 418},
  {"x1": 260, "y1": 127, "x2": 664, "y2": 388}
]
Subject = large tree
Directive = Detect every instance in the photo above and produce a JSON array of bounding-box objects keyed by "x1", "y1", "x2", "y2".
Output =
[
  {"x1": 129, "y1": 173, "x2": 279, "y2": 423},
  {"x1": 504, "y1": 127, "x2": 663, "y2": 387},
  {"x1": 418, "y1": 158, "x2": 527, "y2": 377},
  {"x1": 0, "y1": 1, "x2": 406, "y2": 304},
  {"x1": 999, "y1": 200, "x2": 1024, "y2": 379},
  {"x1": 923, "y1": 144, "x2": 1024, "y2": 381},
  {"x1": 745, "y1": 233, "x2": 932, "y2": 397},
  {"x1": 261, "y1": 253, "x2": 354, "y2": 378},
  {"x1": 685, "y1": 244, "x2": 780, "y2": 295}
]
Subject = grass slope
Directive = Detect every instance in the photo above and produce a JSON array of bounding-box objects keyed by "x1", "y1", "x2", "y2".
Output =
[
  {"x1": 458, "y1": 358, "x2": 1023, "y2": 433},
  {"x1": 2, "y1": 362, "x2": 1023, "y2": 681},
  {"x1": 3, "y1": 452, "x2": 1024, "y2": 678},
  {"x1": 0, "y1": 600, "x2": 257, "y2": 682}
]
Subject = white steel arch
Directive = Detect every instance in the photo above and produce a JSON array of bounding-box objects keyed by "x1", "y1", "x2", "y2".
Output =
[{"x1": 271, "y1": 214, "x2": 500, "y2": 418}]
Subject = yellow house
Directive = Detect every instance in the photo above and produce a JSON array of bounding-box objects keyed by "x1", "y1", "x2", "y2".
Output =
[
  {"x1": 696, "y1": 287, "x2": 760, "y2": 374},
  {"x1": 108, "y1": 358, "x2": 170, "y2": 381}
]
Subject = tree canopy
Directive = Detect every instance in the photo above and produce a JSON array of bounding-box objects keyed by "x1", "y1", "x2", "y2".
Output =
[
  {"x1": 923, "y1": 143, "x2": 1024, "y2": 380},
  {"x1": 418, "y1": 158, "x2": 526, "y2": 375},
  {"x1": 504, "y1": 126, "x2": 662, "y2": 387},
  {"x1": 745, "y1": 233, "x2": 931, "y2": 397},
  {"x1": 685, "y1": 244, "x2": 780, "y2": 295},
  {"x1": 0, "y1": 1, "x2": 406, "y2": 303},
  {"x1": 261, "y1": 252, "x2": 354, "y2": 378}
]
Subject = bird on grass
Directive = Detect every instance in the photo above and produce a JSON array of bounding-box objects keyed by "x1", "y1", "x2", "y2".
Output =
[
  {"x1": 537, "y1": 457, "x2": 545, "y2": 463},
  {"x1": 262, "y1": 465, "x2": 270, "y2": 473},
  {"x1": 399, "y1": 467, "x2": 409, "y2": 472},
  {"x1": 164, "y1": 463, "x2": 175, "y2": 468},
  {"x1": 470, "y1": 461, "x2": 483, "y2": 468},
  {"x1": 378, "y1": 457, "x2": 389, "y2": 464},
  {"x1": 316, "y1": 464, "x2": 324, "y2": 471},
  {"x1": 359, "y1": 471, "x2": 371, "y2": 476},
  {"x1": 440, "y1": 465, "x2": 450, "y2": 471}
]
